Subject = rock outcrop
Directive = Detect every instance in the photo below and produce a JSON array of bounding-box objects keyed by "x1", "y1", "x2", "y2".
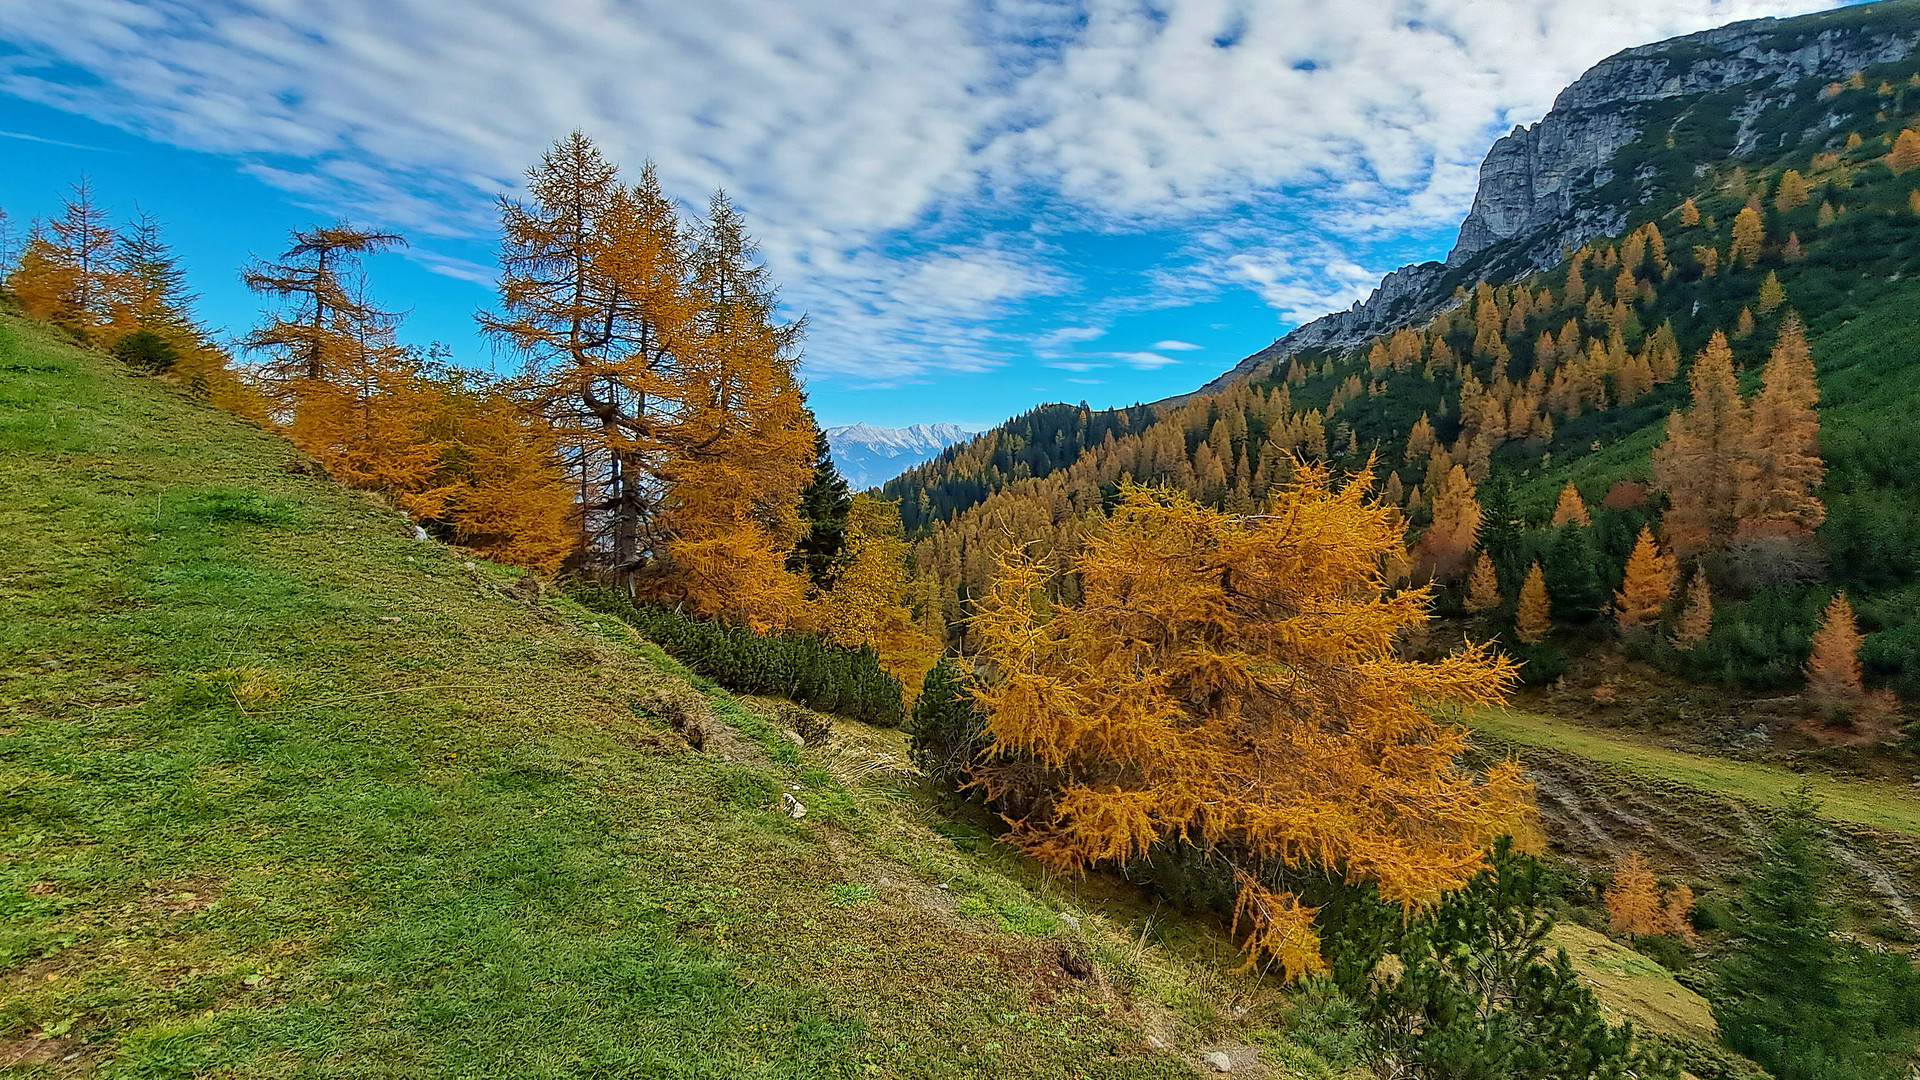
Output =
[
  {"x1": 1185, "y1": 4, "x2": 1920, "y2": 400},
  {"x1": 1449, "y1": 14, "x2": 1920, "y2": 267}
]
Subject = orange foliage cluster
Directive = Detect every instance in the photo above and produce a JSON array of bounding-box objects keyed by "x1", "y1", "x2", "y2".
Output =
[
  {"x1": 1605, "y1": 850, "x2": 1696, "y2": 943},
  {"x1": 1652, "y1": 316, "x2": 1824, "y2": 558},
  {"x1": 968, "y1": 477, "x2": 1531, "y2": 977}
]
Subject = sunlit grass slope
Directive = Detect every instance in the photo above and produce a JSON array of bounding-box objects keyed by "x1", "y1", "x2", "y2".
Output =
[{"x1": 0, "y1": 315, "x2": 1238, "y2": 1079}]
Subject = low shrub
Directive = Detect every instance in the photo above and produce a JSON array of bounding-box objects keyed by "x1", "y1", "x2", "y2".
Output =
[{"x1": 570, "y1": 587, "x2": 905, "y2": 726}]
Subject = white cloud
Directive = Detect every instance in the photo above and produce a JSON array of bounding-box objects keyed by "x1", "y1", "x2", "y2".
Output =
[
  {"x1": 1152, "y1": 339, "x2": 1203, "y2": 351},
  {"x1": 1114, "y1": 350, "x2": 1181, "y2": 370},
  {"x1": 0, "y1": 0, "x2": 1850, "y2": 381}
]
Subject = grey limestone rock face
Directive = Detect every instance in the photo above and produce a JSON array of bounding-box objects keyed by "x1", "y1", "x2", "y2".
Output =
[
  {"x1": 1448, "y1": 17, "x2": 1920, "y2": 266},
  {"x1": 1181, "y1": 8, "x2": 1919, "y2": 402}
]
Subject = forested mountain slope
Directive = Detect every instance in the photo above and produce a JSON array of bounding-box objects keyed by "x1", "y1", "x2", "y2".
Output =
[{"x1": 906, "y1": 0, "x2": 1920, "y2": 717}]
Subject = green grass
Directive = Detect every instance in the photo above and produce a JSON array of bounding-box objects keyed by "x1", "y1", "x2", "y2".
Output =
[
  {"x1": 0, "y1": 315, "x2": 1224, "y2": 1078},
  {"x1": 1464, "y1": 706, "x2": 1920, "y2": 837}
]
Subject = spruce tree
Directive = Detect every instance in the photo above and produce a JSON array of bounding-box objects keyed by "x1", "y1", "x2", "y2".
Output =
[
  {"x1": 788, "y1": 427, "x2": 853, "y2": 588},
  {"x1": 1713, "y1": 788, "x2": 1920, "y2": 1080},
  {"x1": 1476, "y1": 473, "x2": 1527, "y2": 594},
  {"x1": 1543, "y1": 524, "x2": 1605, "y2": 620},
  {"x1": 909, "y1": 658, "x2": 985, "y2": 797}
]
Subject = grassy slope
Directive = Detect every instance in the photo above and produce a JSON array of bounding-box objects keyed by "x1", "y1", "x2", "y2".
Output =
[
  {"x1": 1466, "y1": 705, "x2": 1920, "y2": 837},
  {"x1": 0, "y1": 316, "x2": 1275, "y2": 1078}
]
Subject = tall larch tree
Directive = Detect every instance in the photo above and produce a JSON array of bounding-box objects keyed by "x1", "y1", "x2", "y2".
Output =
[
  {"x1": 1680, "y1": 198, "x2": 1701, "y2": 226},
  {"x1": 1516, "y1": 563, "x2": 1552, "y2": 644},
  {"x1": 1614, "y1": 526, "x2": 1675, "y2": 633},
  {"x1": 482, "y1": 133, "x2": 655, "y2": 567},
  {"x1": 242, "y1": 223, "x2": 432, "y2": 499},
  {"x1": 243, "y1": 223, "x2": 408, "y2": 389},
  {"x1": 1805, "y1": 593, "x2": 1866, "y2": 715},
  {"x1": 649, "y1": 190, "x2": 815, "y2": 629},
  {"x1": 969, "y1": 478, "x2": 1530, "y2": 979},
  {"x1": 1736, "y1": 312, "x2": 1824, "y2": 544},
  {"x1": 1465, "y1": 552, "x2": 1502, "y2": 613},
  {"x1": 1550, "y1": 482, "x2": 1590, "y2": 527},
  {"x1": 1673, "y1": 570, "x2": 1713, "y2": 651},
  {"x1": 1416, "y1": 464, "x2": 1482, "y2": 583},
  {"x1": 1605, "y1": 851, "x2": 1663, "y2": 939},
  {"x1": 1729, "y1": 205, "x2": 1765, "y2": 267},
  {"x1": 1653, "y1": 332, "x2": 1748, "y2": 558}
]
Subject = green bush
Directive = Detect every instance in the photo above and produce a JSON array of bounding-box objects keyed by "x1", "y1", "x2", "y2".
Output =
[
  {"x1": 1342, "y1": 838, "x2": 1681, "y2": 1080},
  {"x1": 570, "y1": 588, "x2": 905, "y2": 726},
  {"x1": 111, "y1": 329, "x2": 178, "y2": 373},
  {"x1": 909, "y1": 658, "x2": 987, "y2": 795}
]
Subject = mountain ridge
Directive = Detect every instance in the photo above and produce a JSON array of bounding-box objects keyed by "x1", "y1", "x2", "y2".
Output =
[
  {"x1": 823, "y1": 421, "x2": 976, "y2": 489},
  {"x1": 1184, "y1": 0, "x2": 1920, "y2": 400}
]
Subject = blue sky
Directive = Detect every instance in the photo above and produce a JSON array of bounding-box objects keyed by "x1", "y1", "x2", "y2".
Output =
[{"x1": 0, "y1": 0, "x2": 1848, "y2": 431}]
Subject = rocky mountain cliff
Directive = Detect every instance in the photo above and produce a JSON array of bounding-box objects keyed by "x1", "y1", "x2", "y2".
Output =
[
  {"x1": 824, "y1": 422, "x2": 976, "y2": 489},
  {"x1": 1188, "y1": 1, "x2": 1920, "y2": 398}
]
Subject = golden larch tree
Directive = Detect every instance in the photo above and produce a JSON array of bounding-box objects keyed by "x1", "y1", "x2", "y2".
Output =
[
  {"x1": 1673, "y1": 570, "x2": 1713, "y2": 651},
  {"x1": 1465, "y1": 552, "x2": 1502, "y2": 613},
  {"x1": 1664, "y1": 883, "x2": 1699, "y2": 945},
  {"x1": 1416, "y1": 464, "x2": 1482, "y2": 583},
  {"x1": 1736, "y1": 312, "x2": 1825, "y2": 544},
  {"x1": 1756, "y1": 271, "x2": 1785, "y2": 314},
  {"x1": 1653, "y1": 332, "x2": 1749, "y2": 557},
  {"x1": 1550, "y1": 482, "x2": 1591, "y2": 527},
  {"x1": 647, "y1": 193, "x2": 816, "y2": 631},
  {"x1": 1516, "y1": 562, "x2": 1552, "y2": 644},
  {"x1": 1729, "y1": 206, "x2": 1764, "y2": 267},
  {"x1": 809, "y1": 494, "x2": 939, "y2": 699},
  {"x1": 1774, "y1": 169, "x2": 1810, "y2": 212},
  {"x1": 968, "y1": 478, "x2": 1531, "y2": 978},
  {"x1": 1886, "y1": 128, "x2": 1920, "y2": 175},
  {"x1": 1805, "y1": 592, "x2": 1865, "y2": 712},
  {"x1": 1606, "y1": 850, "x2": 1663, "y2": 938},
  {"x1": 1679, "y1": 198, "x2": 1701, "y2": 227},
  {"x1": 1614, "y1": 526, "x2": 1675, "y2": 633}
]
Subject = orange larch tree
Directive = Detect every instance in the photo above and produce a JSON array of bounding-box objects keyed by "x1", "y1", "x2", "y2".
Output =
[
  {"x1": 1729, "y1": 206, "x2": 1765, "y2": 267},
  {"x1": 1465, "y1": 552, "x2": 1502, "y2": 612},
  {"x1": 1416, "y1": 464, "x2": 1481, "y2": 583},
  {"x1": 1774, "y1": 170, "x2": 1810, "y2": 212},
  {"x1": 1516, "y1": 562, "x2": 1552, "y2": 644},
  {"x1": 1805, "y1": 593, "x2": 1865, "y2": 714},
  {"x1": 1614, "y1": 526, "x2": 1675, "y2": 633},
  {"x1": 808, "y1": 494, "x2": 939, "y2": 698},
  {"x1": 1653, "y1": 332, "x2": 1749, "y2": 558},
  {"x1": 644, "y1": 191, "x2": 815, "y2": 630},
  {"x1": 1736, "y1": 312, "x2": 1824, "y2": 544},
  {"x1": 1550, "y1": 481, "x2": 1591, "y2": 527},
  {"x1": 1885, "y1": 128, "x2": 1920, "y2": 174},
  {"x1": 969, "y1": 478, "x2": 1530, "y2": 978},
  {"x1": 1673, "y1": 570, "x2": 1713, "y2": 651},
  {"x1": 1605, "y1": 850, "x2": 1663, "y2": 938}
]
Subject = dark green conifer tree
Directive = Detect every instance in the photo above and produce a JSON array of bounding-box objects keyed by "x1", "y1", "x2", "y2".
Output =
[
  {"x1": 1543, "y1": 523, "x2": 1605, "y2": 620},
  {"x1": 1713, "y1": 788, "x2": 1920, "y2": 1080},
  {"x1": 788, "y1": 427, "x2": 852, "y2": 588},
  {"x1": 1477, "y1": 473, "x2": 1528, "y2": 595}
]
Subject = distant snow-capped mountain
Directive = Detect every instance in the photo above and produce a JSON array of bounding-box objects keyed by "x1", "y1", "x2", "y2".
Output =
[{"x1": 824, "y1": 422, "x2": 976, "y2": 490}]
